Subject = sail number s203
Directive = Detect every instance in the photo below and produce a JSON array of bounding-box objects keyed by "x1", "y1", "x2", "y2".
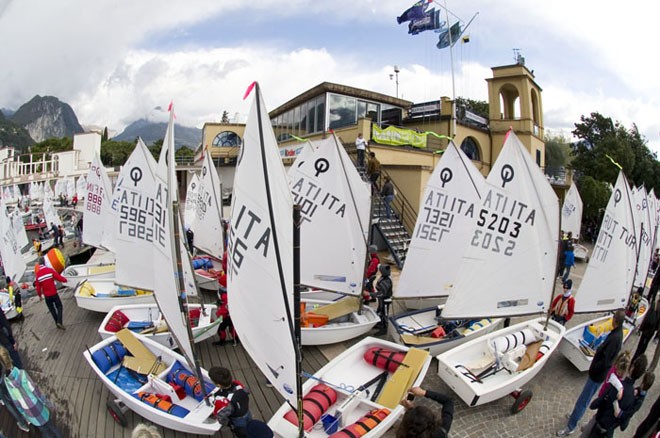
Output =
[{"x1": 470, "y1": 209, "x2": 521, "y2": 256}]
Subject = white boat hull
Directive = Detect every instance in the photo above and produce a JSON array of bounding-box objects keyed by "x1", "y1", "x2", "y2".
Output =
[
  {"x1": 436, "y1": 317, "x2": 566, "y2": 407},
  {"x1": 269, "y1": 337, "x2": 431, "y2": 438},
  {"x1": 193, "y1": 271, "x2": 220, "y2": 290},
  {"x1": 300, "y1": 289, "x2": 346, "y2": 302},
  {"x1": 398, "y1": 297, "x2": 445, "y2": 310},
  {"x1": 83, "y1": 332, "x2": 221, "y2": 435},
  {"x1": 301, "y1": 299, "x2": 379, "y2": 346},
  {"x1": 74, "y1": 280, "x2": 155, "y2": 313},
  {"x1": 559, "y1": 298, "x2": 649, "y2": 372},
  {"x1": 63, "y1": 263, "x2": 116, "y2": 288},
  {"x1": 389, "y1": 306, "x2": 504, "y2": 356},
  {"x1": 0, "y1": 292, "x2": 18, "y2": 319},
  {"x1": 98, "y1": 303, "x2": 220, "y2": 348}
]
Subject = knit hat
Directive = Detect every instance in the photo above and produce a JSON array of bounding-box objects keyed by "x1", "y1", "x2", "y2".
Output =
[
  {"x1": 369, "y1": 245, "x2": 378, "y2": 253},
  {"x1": 379, "y1": 264, "x2": 391, "y2": 276},
  {"x1": 563, "y1": 279, "x2": 572, "y2": 289}
]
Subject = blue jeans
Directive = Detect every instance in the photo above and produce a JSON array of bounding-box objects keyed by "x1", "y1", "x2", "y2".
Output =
[
  {"x1": 567, "y1": 376, "x2": 601, "y2": 431},
  {"x1": 37, "y1": 419, "x2": 63, "y2": 438},
  {"x1": 562, "y1": 265, "x2": 573, "y2": 283},
  {"x1": 384, "y1": 195, "x2": 395, "y2": 218}
]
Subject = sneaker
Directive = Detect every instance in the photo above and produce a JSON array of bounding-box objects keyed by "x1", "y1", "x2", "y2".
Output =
[
  {"x1": 18, "y1": 423, "x2": 30, "y2": 433},
  {"x1": 56, "y1": 323, "x2": 65, "y2": 330},
  {"x1": 556, "y1": 427, "x2": 575, "y2": 437}
]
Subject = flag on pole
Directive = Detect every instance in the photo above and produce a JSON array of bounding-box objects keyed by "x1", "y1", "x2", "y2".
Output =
[
  {"x1": 397, "y1": 0, "x2": 431, "y2": 24},
  {"x1": 408, "y1": 8, "x2": 445, "y2": 35},
  {"x1": 436, "y1": 21, "x2": 463, "y2": 49}
]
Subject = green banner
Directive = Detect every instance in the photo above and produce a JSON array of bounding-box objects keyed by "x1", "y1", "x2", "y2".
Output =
[{"x1": 371, "y1": 125, "x2": 427, "y2": 148}]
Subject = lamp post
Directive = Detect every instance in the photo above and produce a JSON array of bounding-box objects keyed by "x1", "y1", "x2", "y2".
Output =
[{"x1": 390, "y1": 65, "x2": 400, "y2": 98}]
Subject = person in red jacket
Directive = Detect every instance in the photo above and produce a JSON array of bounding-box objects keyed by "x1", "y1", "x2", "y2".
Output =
[
  {"x1": 34, "y1": 258, "x2": 67, "y2": 329},
  {"x1": 550, "y1": 279, "x2": 575, "y2": 325},
  {"x1": 213, "y1": 290, "x2": 236, "y2": 346},
  {"x1": 363, "y1": 245, "x2": 380, "y2": 302}
]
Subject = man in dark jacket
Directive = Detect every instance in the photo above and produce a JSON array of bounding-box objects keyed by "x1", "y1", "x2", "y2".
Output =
[
  {"x1": 0, "y1": 307, "x2": 22, "y2": 368},
  {"x1": 373, "y1": 264, "x2": 393, "y2": 335},
  {"x1": 633, "y1": 296, "x2": 659, "y2": 363},
  {"x1": 209, "y1": 367, "x2": 251, "y2": 438},
  {"x1": 557, "y1": 309, "x2": 625, "y2": 436}
]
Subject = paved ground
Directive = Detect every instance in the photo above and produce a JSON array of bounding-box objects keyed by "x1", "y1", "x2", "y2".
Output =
[{"x1": 373, "y1": 244, "x2": 660, "y2": 437}]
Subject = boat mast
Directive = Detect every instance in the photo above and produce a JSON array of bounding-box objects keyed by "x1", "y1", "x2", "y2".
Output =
[
  {"x1": 293, "y1": 204, "x2": 304, "y2": 438},
  {"x1": 544, "y1": 198, "x2": 562, "y2": 330}
]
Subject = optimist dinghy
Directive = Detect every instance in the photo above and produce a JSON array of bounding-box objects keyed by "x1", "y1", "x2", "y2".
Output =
[
  {"x1": 62, "y1": 262, "x2": 116, "y2": 288},
  {"x1": 228, "y1": 84, "x2": 430, "y2": 437},
  {"x1": 288, "y1": 134, "x2": 378, "y2": 344},
  {"x1": 558, "y1": 171, "x2": 642, "y2": 371},
  {"x1": 98, "y1": 303, "x2": 220, "y2": 349},
  {"x1": 88, "y1": 105, "x2": 219, "y2": 434},
  {"x1": 389, "y1": 142, "x2": 503, "y2": 356},
  {"x1": 83, "y1": 329, "x2": 219, "y2": 434},
  {"x1": 74, "y1": 280, "x2": 155, "y2": 313},
  {"x1": 0, "y1": 292, "x2": 18, "y2": 320},
  {"x1": 436, "y1": 131, "x2": 566, "y2": 413}
]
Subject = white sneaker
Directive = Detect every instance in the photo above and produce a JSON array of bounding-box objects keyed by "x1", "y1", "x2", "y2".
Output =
[
  {"x1": 556, "y1": 427, "x2": 575, "y2": 437},
  {"x1": 18, "y1": 423, "x2": 30, "y2": 432}
]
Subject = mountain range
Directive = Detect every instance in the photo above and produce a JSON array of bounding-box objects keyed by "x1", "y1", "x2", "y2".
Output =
[{"x1": 0, "y1": 95, "x2": 201, "y2": 152}]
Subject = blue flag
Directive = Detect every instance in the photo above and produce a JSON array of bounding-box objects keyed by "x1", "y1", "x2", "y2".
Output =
[
  {"x1": 409, "y1": 9, "x2": 445, "y2": 35},
  {"x1": 397, "y1": 0, "x2": 430, "y2": 24},
  {"x1": 436, "y1": 22, "x2": 463, "y2": 49}
]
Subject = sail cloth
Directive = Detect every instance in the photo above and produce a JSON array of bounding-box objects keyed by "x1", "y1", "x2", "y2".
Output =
[
  {"x1": 227, "y1": 83, "x2": 298, "y2": 406},
  {"x1": 184, "y1": 173, "x2": 199, "y2": 231},
  {"x1": 43, "y1": 195, "x2": 61, "y2": 228},
  {"x1": 561, "y1": 182, "x2": 583, "y2": 239},
  {"x1": 442, "y1": 131, "x2": 559, "y2": 319},
  {"x1": 396, "y1": 142, "x2": 484, "y2": 299},
  {"x1": 633, "y1": 186, "x2": 652, "y2": 288},
  {"x1": 82, "y1": 153, "x2": 115, "y2": 252},
  {"x1": 113, "y1": 139, "x2": 158, "y2": 291},
  {"x1": 11, "y1": 208, "x2": 29, "y2": 250},
  {"x1": 151, "y1": 105, "x2": 197, "y2": 369},
  {"x1": 574, "y1": 171, "x2": 637, "y2": 313},
  {"x1": 192, "y1": 150, "x2": 224, "y2": 258},
  {"x1": 0, "y1": 200, "x2": 27, "y2": 282},
  {"x1": 288, "y1": 135, "x2": 371, "y2": 296}
]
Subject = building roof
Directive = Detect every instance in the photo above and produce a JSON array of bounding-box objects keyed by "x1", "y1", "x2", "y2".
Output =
[{"x1": 268, "y1": 82, "x2": 413, "y2": 118}]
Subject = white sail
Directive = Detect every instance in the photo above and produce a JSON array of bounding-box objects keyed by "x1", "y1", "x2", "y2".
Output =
[
  {"x1": 43, "y1": 196, "x2": 61, "y2": 227},
  {"x1": 648, "y1": 189, "x2": 659, "y2": 253},
  {"x1": 193, "y1": 150, "x2": 224, "y2": 258},
  {"x1": 288, "y1": 135, "x2": 370, "y2": 295},
  {"x1": 11, "y1": 207, "x2": 29, "y2": 250},
  {"x1": 633, "y1": 186, "x2": 652, "y2": 287},
  {"x1": 227, "y1": 83, "x2": 298, "y2": 405},
  {"x1": 0, "y1": 200, "x2": 27, "y2": 282},
  {"x1": 574, "y1": 171, "x2": 637, "y2": 313},
  {"x1": 442, "y1": 131, "x2": 559, "y2": 319},
  {"x1": 54, "y1": 178, "x2": 66, "y2": 199},
  {"x1": 184, "y1": 173, "x2": 200, "y2": 231},
  {"x1": 83, "y1": 153, "x2": 115, "y2": 251},
  {"x1": 76, "y1": 176, "x2": 87, "y2": 198},
  {"x1": 288, "y1": 140, "x2": 317, "y2": 171},
  {"x1": 561, "y1": 182, "x2": 583, "y2": 239},
  {"x1": 66, "y1": 177, "x2": 75, "y2": 199},
  {"x1": 396, "y1": 142, "x2": 485, "y2": 298},
  {"x1": 113, "y1": 139, "x2": 158, "y2": 290},
  {"x1": 152, "y1": 106, "x2": 197, "y2": 367}
]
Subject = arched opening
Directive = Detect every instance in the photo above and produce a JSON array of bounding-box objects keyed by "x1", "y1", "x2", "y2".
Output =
[
  {"x1": 212, "y1": 131, "x2": 242, "y2": 147},
  {"x1": 460, "y1": 137, "x2": 482, "y2": 162},
  {"x1": 498, "y1": 84, "x2": 520, "y2": 119},
  {"x1": 531, "y1": 88, "x2": 541, "y2": 126}
]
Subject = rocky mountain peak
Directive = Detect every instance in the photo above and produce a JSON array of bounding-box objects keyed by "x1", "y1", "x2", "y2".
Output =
[{"x1": 11, "y1": 95, "x2": 84, "y2": 142}]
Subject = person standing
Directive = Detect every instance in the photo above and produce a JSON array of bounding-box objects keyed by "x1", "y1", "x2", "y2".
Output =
[
  {"x1": 632, "y1": 393, "x2": 660, "y2": 438},
  {"x1": 355, "y1": 133, "x2": 368, "y2": 169},
  {"x1": 49, "y1": 222, "x2": 59, "y2": 246},
  {"x1": 562, "y1": 234, "x2": 575, "y2": 283},
  {"x1": 185, "y1": 228, "x2": 194, "y2": 255},
  {"x1": 550, "y1": 279, "x2": 576, "y2": 325},
  {"x1": 0, "y1": 346, "x2": 63, "y2": 437},
  {"x1": 5, "y1": 276, "x2": 22, "y2": 319},
  {"x1": 373, "y1": 264, "x2": 393, "y2": 336},
  {"x1": 209, "y1": 367, "x2": 252, "y2": 438},
  {"x1": 557, "y1": 309, "x2": 626, "y2": 436},
  {"x1": 381, "y1": 177, "x2": 395, "y2": 219},
  {"x1": 34, "y1": 258, "x2": 67, "y2": 329},
  {"x1": 633, "y1": 296, "x2": 659, "y2": 363},
  {"x1": 57, "y1": 225, "x2": 65, "y2": 247},
  {"x1": 71, "y1": 193, "x2": 78, "y2": 208},
  {"x1": 557, "y1": 232, "x2": 568, "y2": 278},
  {"x1": 363, "y1": 245, "x2": 380, "y2": 302},
  {"x1": 0, "y1": 307, "x2": 22, "y2": 369},
  {"x1": 32, "y1": 238, "x2": 42, "y2": 257},
  {"x1": 398, "y1": 386, "x2": 454, "y2": 438},
  {"x1": 366, "y1": 152, "x2": 381, "y2": 192}
]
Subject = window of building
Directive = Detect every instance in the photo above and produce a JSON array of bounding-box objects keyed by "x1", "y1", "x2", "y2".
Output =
[
  {"x1": 307, "y1": 100, "x2": 316, "y2": 134},
  {"x1": 460, "y1": 137, "x2": 481, "y2": 161},
  {"x1": 212, "y1": 131, "x2": 242, "y2": 147},
  {"x1": 299, "y1": 101, "x2": 308, "y2": 135},
  {"x1": 316, "y1": 95, "x2": 325, "y2": 132},
  {"x1": 328, "y1": 93, "x2": 356, "y2": 130}
]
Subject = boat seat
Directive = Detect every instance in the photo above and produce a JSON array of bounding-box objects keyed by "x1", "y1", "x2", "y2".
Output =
[{"x1": 305, "y1": 297, "x2": 361, "y2": 321}]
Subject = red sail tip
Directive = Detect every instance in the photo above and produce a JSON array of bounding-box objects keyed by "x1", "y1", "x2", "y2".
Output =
[{"x1": 243, "y1": 82, "x2": 257, "y2": 100}]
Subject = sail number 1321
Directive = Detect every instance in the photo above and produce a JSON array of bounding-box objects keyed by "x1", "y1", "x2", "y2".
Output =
[{"x1": 471, "y1": 210, "x2": 520, "y2": 256}]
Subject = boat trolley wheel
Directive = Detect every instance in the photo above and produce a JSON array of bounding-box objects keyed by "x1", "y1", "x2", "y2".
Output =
[
  {"x1": 510, "y1": 389, "x2": 533, "y2": 414},
  {"x1": 106, "y1": 399, "x2": 128, "y2": 427}
]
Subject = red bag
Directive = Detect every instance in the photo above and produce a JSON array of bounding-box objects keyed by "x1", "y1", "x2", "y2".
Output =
[{"x1": 105, "y1": 310, "x2": 130, "y2": 333}]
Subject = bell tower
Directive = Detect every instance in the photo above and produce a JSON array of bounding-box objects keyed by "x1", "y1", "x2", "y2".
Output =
[{"x1": 486, "y1": 53, "x2": 545, "y2": 168}]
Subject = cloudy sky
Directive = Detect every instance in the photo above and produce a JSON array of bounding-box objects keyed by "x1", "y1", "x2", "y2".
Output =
[{"x1": 1, "y1": 0, "x2": 659, "y2": 151}]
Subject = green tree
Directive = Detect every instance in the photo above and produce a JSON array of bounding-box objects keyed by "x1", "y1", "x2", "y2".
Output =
[
  {"x1": 455, "y1": 97, "x2": 489, "y2": 118},
  {"x1": 175, "y1": 146, "x2": 194, "y2": 162},
  {"x1": 101, "y1": 126, "x2": 109, "y2": 142},
  {"x1": 25, "y1": 137, "x2": 73, "y2": 161},
  {"x1": 100, "y1": 140, "x2": 137, "y2": 166},
  {"x1": 576, "y1": 175, "x2": 611, "y2": 224},
  {"x1": 544, "y1": 134, "x2": 571, "y2": 177},
  {"x1": 149, "y1": 138, "x2": 163, "y2": 161}
]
